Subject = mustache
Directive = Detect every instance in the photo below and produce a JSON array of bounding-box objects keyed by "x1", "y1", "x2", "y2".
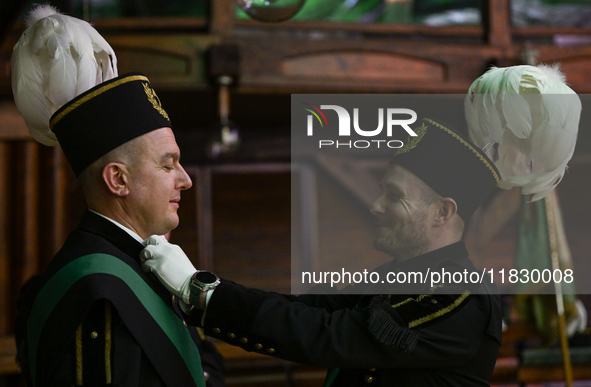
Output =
[{"x1": 375, "y1": 219, "x2": 395, "y2": 227}]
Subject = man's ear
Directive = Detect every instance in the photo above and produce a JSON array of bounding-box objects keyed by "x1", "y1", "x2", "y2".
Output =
[
  {"x1": 433, "y1": 197, "x2": 458, "y2": 226},
  {"x1": 102, "y1": 162, "x2": 130, "y2": 197}
]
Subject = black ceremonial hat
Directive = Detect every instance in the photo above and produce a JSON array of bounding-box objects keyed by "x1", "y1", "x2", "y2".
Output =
[
  {"x1": 392, "y1": 118, "x2": 500, "y2": 220},
  {"x1": 49, "y1": 72, "x2": 171, "y2": 177}
]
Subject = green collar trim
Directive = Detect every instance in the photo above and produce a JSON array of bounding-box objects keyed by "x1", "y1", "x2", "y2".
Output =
[{"x1": 27, "y1": 253, "x2": 205, "y2": 387}]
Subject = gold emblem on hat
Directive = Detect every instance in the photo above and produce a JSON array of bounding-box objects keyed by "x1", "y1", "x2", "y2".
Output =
[
  {"x1": 395, "y1": 122, "x2": 427, "y2": 156},
  {"x1": 143, "y1": 82, "x2": 170, "y2": 121}
]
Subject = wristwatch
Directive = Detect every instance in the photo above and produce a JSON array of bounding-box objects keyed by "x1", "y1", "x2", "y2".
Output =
[{"x1": 189, "y1": 270, "x2": 220, "y2": 307}]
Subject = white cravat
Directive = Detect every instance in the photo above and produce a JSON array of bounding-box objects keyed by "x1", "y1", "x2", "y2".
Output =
[
  {"x1": 89, "y1": 209, "x2": 144, "y2": 243},
  {"x1": 90, "y1": 209, "x2": 214, "y2": 319}
]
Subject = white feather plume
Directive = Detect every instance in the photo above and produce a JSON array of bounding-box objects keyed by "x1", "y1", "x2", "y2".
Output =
[
  {"x1": 465, "y1": 64, "x2": 581, "y2": 201},
  {"x1": 11, "y1": 5, "x2": 118, "y2": 146}
]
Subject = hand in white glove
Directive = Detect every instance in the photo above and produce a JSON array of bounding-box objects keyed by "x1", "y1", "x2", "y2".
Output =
[{"x1": 141, "y1": 235, "x2": 197, "y2": 305}]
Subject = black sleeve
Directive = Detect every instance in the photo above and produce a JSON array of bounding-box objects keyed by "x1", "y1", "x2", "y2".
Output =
[{"x1": 199, "y1": 280, "x2": 495, "y2": 370}]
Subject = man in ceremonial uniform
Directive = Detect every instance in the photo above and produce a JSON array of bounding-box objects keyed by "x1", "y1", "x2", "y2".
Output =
[
  {"x1": 142, "y1": 117, "x2": 503, "y2": 386},
  {"x1": 14, "y1": 73, "x2": 225, "y2": 387}
]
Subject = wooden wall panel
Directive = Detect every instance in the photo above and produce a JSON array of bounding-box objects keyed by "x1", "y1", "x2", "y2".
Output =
[
  {"x1": 229, "y1": 34, "x2": 504, "y2": 93},
  {"x1": 0, "y1": 142, "x2": 9, "y2": 336},
  {"x1": 104, "y1": 35, "x2": 221, "y2": 90},
  {"x1": 282, "y1": 52, "x2": 445, "y2": 82},
  {"x1": 211, "y1": 168, "x2": 291, "y2": 293},
  {"x1": 0, "y1": 112, "x2": 77, "y2": 376},
  {"x1": 11, "y1": 141, "x2": 40, "y2": 295},
  {"x1": 173, "y1": 164, "x2": 293, "y2": 293},
  {"x1": 38, "y1": 146, "x2": 70, "y2": 267}
]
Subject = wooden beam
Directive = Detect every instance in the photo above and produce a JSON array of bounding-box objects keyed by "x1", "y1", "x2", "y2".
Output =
[
  {"x1": 0, "y1": 143, "x2": 9, "y2": 336},
  {"x1": 39, "y1": 146, "x2": 70, "y2": 268},
  {"x1": 210, "y1": 0, "x2": 235, "y2": 36},
  {"x1": 193, "y1": 166, "x2": 214, "y2": 271},
  {"x1": 12, "y1": 141, "x2": 40, "y2": 289},
  {"x1": 486, "y1": 0, "x2": 511, "y2": 48}
]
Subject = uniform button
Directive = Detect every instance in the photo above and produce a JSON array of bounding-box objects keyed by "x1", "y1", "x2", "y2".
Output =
[
  {"x1": 204, "y1": 371, "x2": 210, "y2": 381},
  {"x1": 266, "y1": 348, "x2": 275, "y2": 354},
  {"x1": 254, "y1": 343, "x2": 263, "y2": 350},
  {"x1": 240, "y1": 337, "x2": 249, "y2": 343},
  {"x1": 212, "y1": 328, "x2": 221, "y2": 334},
  {"x1": 90, "y1": 332, "x2": 98, "y2": 339},
  {"x1": 364, "y1": 375, "x2": 373, "y2": 384},
  {"x1": 183, "y1": 320, "x2": 188, "y2": 327},
  {"x1": 369, "y1": 368, "x2": 376, "y2": 372},
  {"x1": 227, "y1": 333, "x2": 236, "y2": 339}
]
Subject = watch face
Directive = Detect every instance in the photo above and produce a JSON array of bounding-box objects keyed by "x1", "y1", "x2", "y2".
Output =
[{"x1": 195, "y1": 271, "x2": 218, "y2": 285}]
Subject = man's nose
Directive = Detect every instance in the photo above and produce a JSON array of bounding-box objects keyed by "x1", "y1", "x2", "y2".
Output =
[
  {"x1": 177, "y1": 164, "x2": 193, "y2": 190},
  {"x1": 370, "y1": 196, "x2": 384, "y2": 216}
]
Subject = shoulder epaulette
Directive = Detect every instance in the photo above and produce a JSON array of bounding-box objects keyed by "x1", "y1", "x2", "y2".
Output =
[
  {"x1": 390, "y1": 291, "x2": 472, "y2": 329},
  {"x1": 367, "y1": 295, "x2": 419, "y2": 353}
]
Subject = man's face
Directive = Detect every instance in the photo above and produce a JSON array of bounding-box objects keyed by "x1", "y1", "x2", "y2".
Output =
[
  {"x1": 370, "y1": 164, "x2": 433, "y2": 262},
  {"x1": 125, "y1": 127, "x2": 192, "y2": 239}
]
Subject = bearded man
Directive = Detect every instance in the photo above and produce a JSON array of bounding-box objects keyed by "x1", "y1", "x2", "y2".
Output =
[{"x1": 141, "y1": 117, "x2": 503, "y2": 386}]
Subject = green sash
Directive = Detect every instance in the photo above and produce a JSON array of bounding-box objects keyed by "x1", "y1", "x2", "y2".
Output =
[{"x1": 27, "y1": 253, "x2": 205, "y2": 387}]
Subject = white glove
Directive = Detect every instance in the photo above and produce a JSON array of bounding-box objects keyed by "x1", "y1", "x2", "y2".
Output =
[{"x1": 141, "y1": 235, "x2": 197, "y2": 305}]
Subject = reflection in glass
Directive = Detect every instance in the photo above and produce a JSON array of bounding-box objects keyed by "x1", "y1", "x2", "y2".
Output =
[
  {"x1": 512, "y1": 0, "x2": 591, "y2": 28},
  {"x1": 236, "y1": 0, "x2": 306, "y2": 22},
  {"x1": 236, "y1": 0, "x2": 482, "y2": 26}
]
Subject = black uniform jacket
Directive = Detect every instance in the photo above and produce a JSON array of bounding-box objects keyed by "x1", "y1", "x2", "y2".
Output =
[
  {"x1": 15, "y1": 210, "x2": 225, "y2": 387},
  {"x1": 190, "y1": 242, "x2": 502, "y2": 387}
]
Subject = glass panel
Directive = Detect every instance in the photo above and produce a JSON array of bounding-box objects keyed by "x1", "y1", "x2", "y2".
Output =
[
  {"x1": 512, "y1": 0, "x2": 591, "y2": 28},
  {"x1": 236, "y1": 0, "x2": 482, "y2": 26},
  {"x1": 20, "y1": 0, "x2": 208, "y2": 19}
]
